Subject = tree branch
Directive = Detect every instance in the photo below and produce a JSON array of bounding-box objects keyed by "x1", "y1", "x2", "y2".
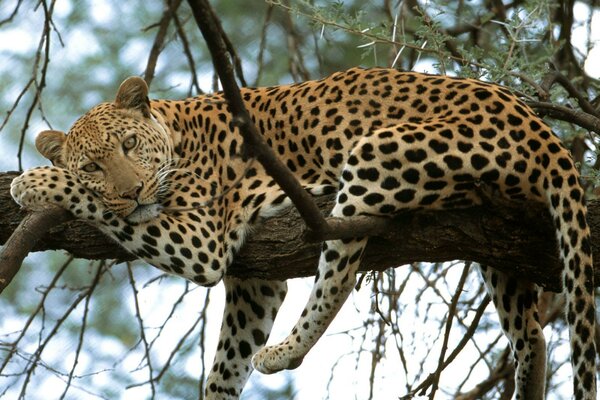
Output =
[
  {"x1": 2, "y1": 171, "x2": 600, "y2": 294},
  {"x1": 527, "y1": 101, "x2": 600, "y2": 134},
  {"x1": 143, "y1": 0, "x2": 183, "y2": 86},
  {"x1": 540, "y1": 71, "x2": 600, "y2": 117}
]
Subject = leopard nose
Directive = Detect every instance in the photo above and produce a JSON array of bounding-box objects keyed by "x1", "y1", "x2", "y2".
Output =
[{"x1": 121, "y1": 182, "x2": 143, "y2": 200}]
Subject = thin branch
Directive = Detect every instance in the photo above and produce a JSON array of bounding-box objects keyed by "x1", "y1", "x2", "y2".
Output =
[
  {"x1": 0, "y1": 256, "x2": 72, "y2": 376},
  {"x1": 192, "y1": 0, "x2": 247, "y2": 86},
  {"x1": 401, "y1": 295, "x2": 491, "y2": 399},
  {"x1": 217, "y1": 14, "x2": 247, "y2": 88},
  {"x1": 268, "y1": 0, "x2": 490, "y2": 71},
  {"x1": 17, "y1": 265, "x2": 98, "y2": 400},
  {"x1": 128, "y1": 311, "x2": 204, "y2": 389},
  {"x1": 282, "y1": 1, "x2": 310, "y2": 82},
  {"x1": 16, "y1": 0, "x2": 57, "y2": 171},
  {"x1": 0, "y1": 79, "x2": 34, "y2": 136},
  {"x1": 540, "y1": 71, "x2": 600, "y2": 117},
  {"x1": 197, "y1": 289, "x2": 211, "y2": 397},
  {"x1": 143, "y1": 0, "x2": 183, "y2": 86},
  {"x1": 127, "y1": 264, "x2": 156, "y2": 398},
  {"x1": 125, "y1": 285, "x2": 210, "y2": 394},
  {"x1": 172, "y1": 12, "x2": 203, "y2": 95},
  {"x1": 0, "y1": 0, "x2": 23, "y2": 26},
  {"x1": 454, "y1": 348, "x2": 513, "y2": 400},
  {"x1": 254, "y1": 4, "x2": 275, "y2": 86},
  {"x1": 527, "y1": 101, "x2": 600, "y2": 134},
  {"x1": 58, "y1": 262, "x2": 104, "y2": 400},
  {"x1": 428, "y1": 263, "x2": 472, "y2": 399},
  {"x1": 453, "y1": 332, "x2": 505, "y2": 395}
]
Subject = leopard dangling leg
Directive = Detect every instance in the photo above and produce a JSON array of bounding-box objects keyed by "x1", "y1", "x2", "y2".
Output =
[
  {"x1": 479, "y1": 265, "x2": 546, "y2": 400},
  {"x1": 205, "y1": 276, "x2": 287, "y2": 399},
  {"x1": 252, "y1": 204, "x2": 368, "y2": 374}
]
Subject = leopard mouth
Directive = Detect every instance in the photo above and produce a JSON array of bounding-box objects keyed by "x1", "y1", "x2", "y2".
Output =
[{"x1": 125, "y1": 203, "x2": 164, "y2": 223}]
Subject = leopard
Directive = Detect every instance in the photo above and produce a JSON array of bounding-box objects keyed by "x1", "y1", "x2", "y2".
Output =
[{"x1": 10, "y1": 67, "x2": 597, "y2": 400}]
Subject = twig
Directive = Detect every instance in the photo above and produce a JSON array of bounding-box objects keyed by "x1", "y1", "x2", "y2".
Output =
[
  {"x1": 255, "y1": 4, "x2": 275, "y2": 86},
  {"x1": 147, "y1": 282, "x2": 193, "y2": 350},
  {"x1": 144, "y1": 0, "x2": 183, "y2": 86},
  {"x1": 17, "y1": 264, "x2": 98, "y2": 399},
  {"x1": 127, "y1": 264, "x2": 156, "y2": 398},
  {"x1": 172, "y1": 12, "x2": 203, "y2": 95},
  {"x1": 0, "y1": 79, "x2": 34, "y2": 136},
  {"x1": 282, "y1": 3, "x2": 310, "y2": 81},
  {"x1": 0, "y1": 256, "x2": 72, "y2": 376},
  {"x1": 454, "y1": 348, "x2": 513, "y2": 400},
  {"x1": 268, "y1": 0, "x2": 490, "y2": 71},
  {"x1": 217, "y1": 15, "x2": 247, "y2": 88},
  {"x1": 131, "y1": 312, "x2": 204, "y2": 389},
  {"x1": 58, "y1": 262, "x2": 104, "y2": 400},
  {"x1": 428, "y1": 263, "x2": 472, "y2": 399},
  {"x1": 455, "y1": 289, "x2": 567, "y2": 399},
  {"x1": 0, "y1": 0, "x2": 23, "y2": 26},
  {"x1": 197, "y1": 289, "x2": 211, "y2": 397},
  {"x1": 368, "y1": 274, "x2": 390, "y2": 400},
  {"x1": 16, "y1": 0, "x2": 55, "y2": 171},
  {"x1": 453, "y1": 332, "x2": 505, "y2": 394},
  {"x1": 401, "y1": 294, "x2": 491, "y2": 399}
]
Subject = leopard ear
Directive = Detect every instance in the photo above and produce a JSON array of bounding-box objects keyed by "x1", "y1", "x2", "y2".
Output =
[
  {"x1": 114, "y1": 76, "x2": 151, "y2": 118},
  {"x1": 36, "y1": 130, "x2": 67, "y2": 167}
]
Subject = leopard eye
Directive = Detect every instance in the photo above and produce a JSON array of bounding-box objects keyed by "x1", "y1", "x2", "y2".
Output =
[
  {"x1": 123, "y1": 135, "x2": 137, "y2": 152},
  {"x1": 82, "y1": 162, "x2": 101, "y2": 173}
]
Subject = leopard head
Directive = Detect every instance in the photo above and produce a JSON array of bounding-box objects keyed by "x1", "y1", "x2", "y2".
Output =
[{"x1": 35, "y1": 77, "x2": 180, "y2": 222}]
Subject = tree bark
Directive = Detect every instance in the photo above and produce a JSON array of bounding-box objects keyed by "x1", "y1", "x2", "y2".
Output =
[{"x1": 2, "y1": 171, "x2": 600, "y2": 293}]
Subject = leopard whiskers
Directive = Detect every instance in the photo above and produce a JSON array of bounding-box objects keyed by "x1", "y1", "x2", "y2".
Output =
[
  {"x1": 155, "y1": 159, "x2": 179, "y2": 200},
  {"x1": 154, "y1": 157, "x2": 199, "y2": 200}
]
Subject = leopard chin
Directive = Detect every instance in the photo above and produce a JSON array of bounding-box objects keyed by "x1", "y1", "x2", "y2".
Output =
[{"x1": 125, "y1": 203, "x2": 163, "y2": 223}]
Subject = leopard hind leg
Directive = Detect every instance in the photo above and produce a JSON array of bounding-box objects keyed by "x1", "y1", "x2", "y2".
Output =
[
  {"x1": 205, "y1": 276, "x2": 287, "y2": 399},
  {"x1": 251, "y1": 209, "x2": 368, "y2": 374},
  {"x1": 479, "y1": 265, "x2": 546, "y2": 400}
]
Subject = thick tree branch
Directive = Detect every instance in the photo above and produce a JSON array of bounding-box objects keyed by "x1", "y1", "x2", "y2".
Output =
[{"x1": 2, "y1": 171, "x2": 600, "y2": 294}]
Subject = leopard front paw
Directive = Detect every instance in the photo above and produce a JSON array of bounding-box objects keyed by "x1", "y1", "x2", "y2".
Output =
[
  {"x1": 251, "y1": 343, "x2": 305, "y2": 374},
  {"x1": 11, "y1": 166, "x2": 88, "y2": 213}
]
